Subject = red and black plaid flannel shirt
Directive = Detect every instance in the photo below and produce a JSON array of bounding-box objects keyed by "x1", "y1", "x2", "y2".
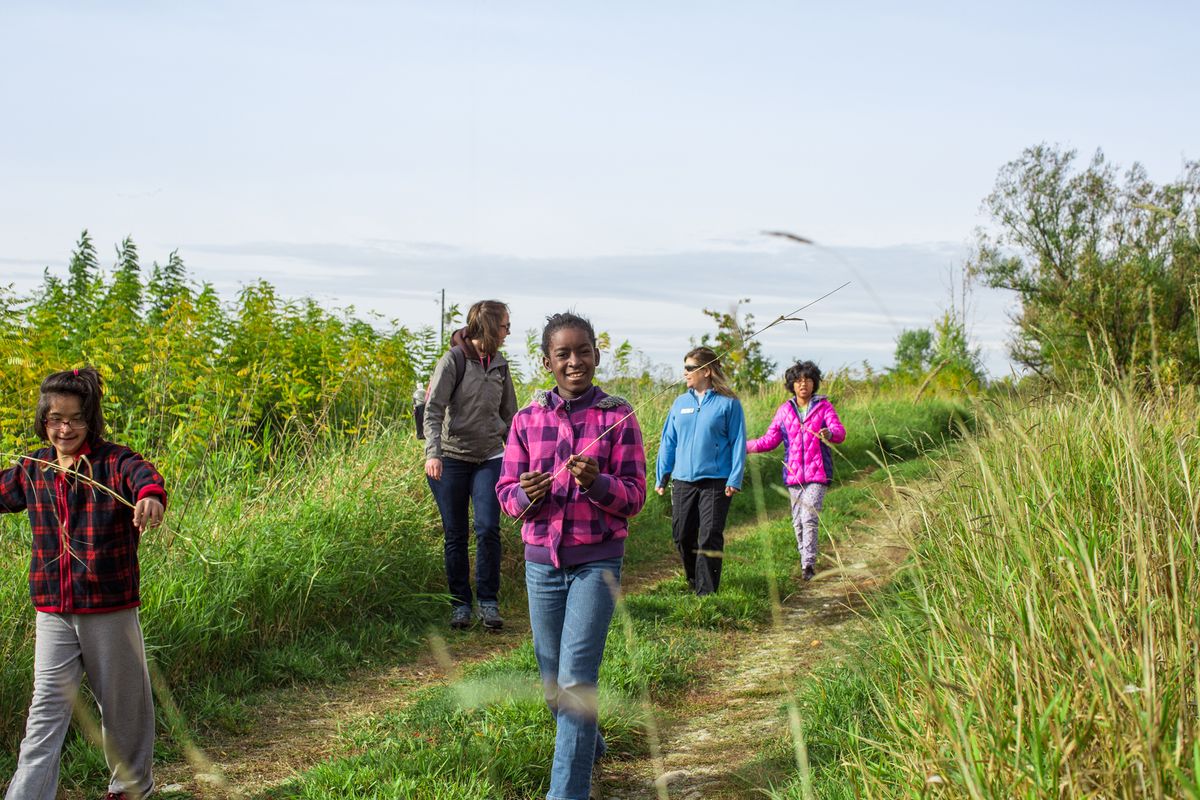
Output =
[{"x1": 0, "y1": 439, "x2": 167, "y2": 613}]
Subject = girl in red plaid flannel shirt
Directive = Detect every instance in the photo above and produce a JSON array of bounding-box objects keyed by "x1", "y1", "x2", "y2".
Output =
[
  {"x1": 1, "y1": 368, "x2": 165, "y2": 800},
  {"x1": 496, "y1": 312, "x2": 646, "y2": 800}
]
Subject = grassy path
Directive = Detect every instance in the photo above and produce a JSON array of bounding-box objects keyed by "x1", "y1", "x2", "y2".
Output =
[
  {"x1": 144, "y1": 517, "x2": 755, "y2": 798},
  {"x1": 136, "y1": 455, "x2": 932, "y2": 800},
  {"x1": 152, "y1": 626, "x2": 530, "y2": 797},
  {"x1": 594, "y1": 479, "x2": 915, "y2": 799}
]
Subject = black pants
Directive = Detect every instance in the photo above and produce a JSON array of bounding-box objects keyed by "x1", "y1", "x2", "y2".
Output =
[{"x1": 670, "y1": 478, "x2": 733, "y2": 595}]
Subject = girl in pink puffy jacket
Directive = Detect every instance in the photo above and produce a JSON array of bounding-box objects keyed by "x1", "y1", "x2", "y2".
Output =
[{"x1": 746, "y1": 360, "x2": 845, "y2": 581}]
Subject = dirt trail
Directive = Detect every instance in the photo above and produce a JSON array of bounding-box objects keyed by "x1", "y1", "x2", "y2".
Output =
[
  {"x1": 145, "y1": 536, "x2": 709, "y2": 798},
  {"x1": 150, "y1": 620, "x2": 527, "y2": 798},
  {"x1": 142, "y1": 481, "x2": 913, "y2": 800},
  {"x1": 596, "y1": 494, "x2": 912, "y2": 800}
]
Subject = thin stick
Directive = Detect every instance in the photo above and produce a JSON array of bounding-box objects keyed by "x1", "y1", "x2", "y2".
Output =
[
  {"x1": 4, "y1": 453, "x2": 138, "y2": 509},
  {"x1": 1, "y1": 451, "x2": 214, "y2": 563}
]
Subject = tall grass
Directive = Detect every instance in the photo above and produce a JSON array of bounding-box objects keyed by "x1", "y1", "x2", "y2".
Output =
[
  {"x1": 0, "y1": 369, "x2": 968, "y2": 793},
  {"x1": 0, "y1": 425, "x2": 445, "y2": 755},
  {"x1": 766, "y1": 385, "x2": 1200, "y2": 798},
  {"x1": 244, "y1": 396, "x2": 968, "y2": 799}
]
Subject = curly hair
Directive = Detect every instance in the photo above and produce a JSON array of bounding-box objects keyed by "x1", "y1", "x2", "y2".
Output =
[{"x1": 783, "y1": 360, "x2": 821, "y2": 396}]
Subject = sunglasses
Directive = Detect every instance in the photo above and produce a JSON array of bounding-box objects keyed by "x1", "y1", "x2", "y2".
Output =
[{"x1": 683, "y1": 363, "x2": 704, "y2": 373}]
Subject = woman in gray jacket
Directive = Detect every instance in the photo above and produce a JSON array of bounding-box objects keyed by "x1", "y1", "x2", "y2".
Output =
[{"x1": 424, "y1": 300, "x2": 518, "y2": 630}]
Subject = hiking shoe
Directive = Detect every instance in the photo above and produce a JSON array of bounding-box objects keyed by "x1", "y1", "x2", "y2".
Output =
[
  {"x1": 802, "y1": 565, "x2": 815, "y2": 581},
  {"x1": 450, "y1": 605, "x2": 473, "y2": 629},
  {"x1": 478, "y1": 602, "x2": 504, "y2": 631}
]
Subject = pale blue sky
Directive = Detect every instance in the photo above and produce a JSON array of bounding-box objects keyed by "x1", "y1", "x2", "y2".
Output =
[{"x1": 2, "y1": 1, "x2": 1197, "y2": 378}]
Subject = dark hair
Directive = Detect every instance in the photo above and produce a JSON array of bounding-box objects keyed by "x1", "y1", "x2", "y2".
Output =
[
  {"x1": 783, "y1": 360, "x2": 821, "y2": 395},
  {"x1": 540, "y1": 311, "x2": 597, "y2": 355},
  {"x1": 465, "y1": 299, "x2": 509, "y2": 355},
  {"x1": 35, "y1": 366, "x2": 107, "y2": 442}
]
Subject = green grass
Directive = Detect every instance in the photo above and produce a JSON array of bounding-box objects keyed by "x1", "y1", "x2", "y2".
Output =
[
  {"x1": 258, "y1": 399, "x2": 963, "y2": 799},
  {"x1": 755, "y1": 385, "x2": 1200, "y2": 799},
  {"x1": 0, "y1": 386, "x2": 966, "y2": 795}
]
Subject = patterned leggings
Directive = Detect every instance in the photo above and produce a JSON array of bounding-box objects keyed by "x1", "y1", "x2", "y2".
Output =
[{"x1": 787, "y1": 483, "x2": 827, "y2": 568}]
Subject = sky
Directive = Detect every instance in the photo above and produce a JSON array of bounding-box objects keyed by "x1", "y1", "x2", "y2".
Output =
[{"x1": 2, "y1": 1, "x2": 1197, "y2": 380}]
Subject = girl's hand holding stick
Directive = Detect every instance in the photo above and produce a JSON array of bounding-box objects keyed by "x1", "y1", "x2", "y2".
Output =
[
  {"x1": 520, "y1": 471, "x2": 552, "y2": 503},
  {"x1": 565, "y1": 455, "x2": 599, "y2": 489}
]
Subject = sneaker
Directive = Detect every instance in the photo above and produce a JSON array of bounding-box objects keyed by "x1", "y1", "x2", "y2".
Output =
[
  {"x1": 802, "y1": 565, "x2": 815, "y2": 581},
  {"x1": 449, "y1": 605, "x2": 473, "y2": 630},
  {"x1": 478, "y1": 602, "x2": 504, "y2": 631}
]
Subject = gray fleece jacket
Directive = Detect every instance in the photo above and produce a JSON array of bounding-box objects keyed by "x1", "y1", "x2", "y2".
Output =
[{"x1": 422, "y1": 329, "x2": 518, "y2": 463}]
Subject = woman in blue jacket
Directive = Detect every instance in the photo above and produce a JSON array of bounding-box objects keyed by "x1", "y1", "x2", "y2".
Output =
[{"x1": 655, "y1": 347, "x2": 747, "y2": 595}]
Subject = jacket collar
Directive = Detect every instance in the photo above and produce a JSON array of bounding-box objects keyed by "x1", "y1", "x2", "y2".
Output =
[
  {"x1": 47, "y1": 438, "x2": 94, "y2": 474},
  {"x1": 532, "y1": 386, "x2": 630, "y2": 411},
  {"x1": 450, "y1": 326, "x2": 510, "y2": 370}
]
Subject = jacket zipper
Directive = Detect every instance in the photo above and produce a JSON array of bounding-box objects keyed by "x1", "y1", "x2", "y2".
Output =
[
  {"x1": 789, "y1": 399, "x2": 807, "y2": 483},
  {"x1": 689, "y1": 393, "x2": 702, "y2": 468},
  {"x1": 55, "y1": 470, "x2": 73, "y2": 612}
]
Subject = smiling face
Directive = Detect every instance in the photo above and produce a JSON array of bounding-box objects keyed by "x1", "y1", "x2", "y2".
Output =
[
  {"x1": 43, "y1": 393, "x2": 88, "y2": 458},
  {"x1": 543, "y1": 326, "x2": 599, "y2": 399}
]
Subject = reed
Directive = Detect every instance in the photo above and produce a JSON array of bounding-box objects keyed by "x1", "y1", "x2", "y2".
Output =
[{"x1": 764, "y1": 383, "x2": 1200, "y2": 798}]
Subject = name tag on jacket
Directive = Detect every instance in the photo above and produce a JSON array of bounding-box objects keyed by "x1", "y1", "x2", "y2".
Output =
[{"x1": 680, "y1": 407, "x2": 696, "y2": 414}]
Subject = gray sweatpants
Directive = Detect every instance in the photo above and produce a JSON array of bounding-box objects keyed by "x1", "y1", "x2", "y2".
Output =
[
  {"x1": 5, "y1": 608, "x2": 155, "y2": 800},
  {"x1": 788, "y1": 483, "x2": 827, "y2": 568}
]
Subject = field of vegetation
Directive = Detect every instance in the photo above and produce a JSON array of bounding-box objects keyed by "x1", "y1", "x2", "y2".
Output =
[
  {"x1": 0, "y1": 235, "x2": 971, "y2": 794},
  {"x1": 748, "y1": 146, "x2": 1200, "y2": 799},
  {"x1": 754, "y1": 382, "x2": 1199, "y2": 799},
  {"x1": 3, "y1": 144, "x2": 1197, "y2": 797}
]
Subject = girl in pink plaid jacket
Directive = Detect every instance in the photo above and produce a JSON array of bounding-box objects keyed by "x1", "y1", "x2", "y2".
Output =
[{"x1": 496, "y1": 312, "x2": 646, "y2": 800}]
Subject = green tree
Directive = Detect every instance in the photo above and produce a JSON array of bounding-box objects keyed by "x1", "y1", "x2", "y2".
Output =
[
  {"x1": 971, "y1": 144, "x2": 1200, "y2": 383},
  {"x1": 1, "y1": 231, "x2": 421, "y2": 463},
  {"x1": 66, "y1": 229, "x2": 100, "y2": 313},
  {"x1": 930, "y1": 307, "x2": 984, "y2": 386},
  {"x1": 891, "y1": 328, "x2": 934, "y2": 375},
  {"x1": 104, "y1": 236, "x2": 143, "y2": 313},
  {"x1": 147, "y1": 249, "x2": 191, "y2": 325},
  {"x1": 695, "y1": 299, "x2": 776, "y2": 390}
]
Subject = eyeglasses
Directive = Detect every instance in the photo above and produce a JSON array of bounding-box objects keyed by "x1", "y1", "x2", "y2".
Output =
[
  {"x1": 683, "y1": 364, "x2": 703, "y2": 373},
  {"x1": 45, "y1": 416, "x2": 87, "y2": 430}
]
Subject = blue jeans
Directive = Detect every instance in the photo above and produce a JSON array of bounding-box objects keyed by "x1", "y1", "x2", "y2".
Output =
[
  {"x1": 427, "y1": 456, "x2": 503, "y2": 608},
  {"x1": 525, "y1": 557, "x2": 622, "y2": 800}
]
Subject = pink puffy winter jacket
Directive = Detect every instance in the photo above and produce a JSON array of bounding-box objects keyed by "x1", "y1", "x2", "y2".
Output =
[{"x1": 746, "y1": 395, "x2": 845, "y2": 485}]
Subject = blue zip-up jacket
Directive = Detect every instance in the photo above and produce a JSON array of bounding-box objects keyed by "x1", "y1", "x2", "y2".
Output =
[{"x1": 655, "y1": 389, "x2": 747, "y2": 490}]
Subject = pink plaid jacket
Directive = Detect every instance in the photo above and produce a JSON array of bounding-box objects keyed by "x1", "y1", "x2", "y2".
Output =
[{"x1": 497, "y1": 387, "x2": 646, "y2": 567}]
